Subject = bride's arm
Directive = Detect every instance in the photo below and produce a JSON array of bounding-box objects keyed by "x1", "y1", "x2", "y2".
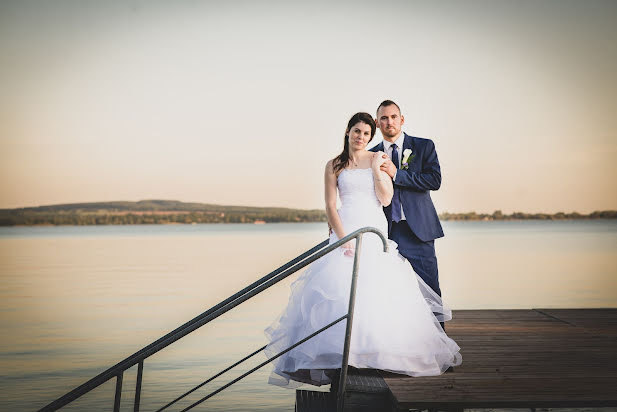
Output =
[
  {"x1": 324, "y1": 160, "x2": 346, "y2": 240},
  {"x1": 372, "y1": 152, "x2": 393, "y2": 206}
]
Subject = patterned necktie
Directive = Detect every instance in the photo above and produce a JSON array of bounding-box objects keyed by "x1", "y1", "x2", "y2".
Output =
[{"x1": 391, "y1": 144, "x2": 402, "y2": 222}]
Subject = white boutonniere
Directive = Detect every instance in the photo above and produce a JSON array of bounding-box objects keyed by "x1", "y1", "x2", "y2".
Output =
[{"x1": 401, "y1": 149, "x2": 415, "y2": 170}]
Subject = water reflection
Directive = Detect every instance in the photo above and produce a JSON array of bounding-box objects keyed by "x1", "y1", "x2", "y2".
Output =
[{"x1": 0, "y1": 221, "x2": 616, "y2": 410}]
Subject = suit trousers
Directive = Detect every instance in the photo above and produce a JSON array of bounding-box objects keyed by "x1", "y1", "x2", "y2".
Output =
[
  {"x1": 390, "y1": 220, "x2": 441, "y2": 297},
  {"x1": 390, "y1": 221, "x2": 445, "y2": 331}
]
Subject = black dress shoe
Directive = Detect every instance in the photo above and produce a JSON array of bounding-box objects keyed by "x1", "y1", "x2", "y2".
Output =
[{"x1": 445, "y1": 366, "x2": 454, "y2": 373}]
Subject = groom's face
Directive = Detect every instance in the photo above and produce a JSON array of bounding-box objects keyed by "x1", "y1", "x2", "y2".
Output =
[{"x1": 376, "y1": 105, "x2": 404, "y2": 141}]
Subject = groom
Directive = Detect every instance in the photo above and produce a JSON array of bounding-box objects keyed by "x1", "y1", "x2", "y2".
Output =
[{"x1": 369, "y1": 100, "x2": 445, "y2": 326}]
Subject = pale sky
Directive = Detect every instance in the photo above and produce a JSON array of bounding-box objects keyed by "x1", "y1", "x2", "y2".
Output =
[{"x1": 1, "y1": 0, "x2": 616, "y2": 213}]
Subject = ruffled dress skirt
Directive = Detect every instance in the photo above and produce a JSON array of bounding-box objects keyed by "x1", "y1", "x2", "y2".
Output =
[{"x1": 264, "y1": 169, "x2": 462, "y2": 387}]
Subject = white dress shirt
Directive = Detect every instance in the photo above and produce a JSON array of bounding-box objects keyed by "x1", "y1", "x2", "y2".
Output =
[{"x1": 382, "y1": 134, "x2": 407, "y2": 221}]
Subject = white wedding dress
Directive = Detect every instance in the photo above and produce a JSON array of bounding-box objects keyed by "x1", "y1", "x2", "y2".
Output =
[{"x1": 264, "y1": 168, "x2": 462, "y2": 388}]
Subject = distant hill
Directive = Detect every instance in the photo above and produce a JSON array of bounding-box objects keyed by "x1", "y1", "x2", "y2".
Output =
[
  {"x1": 0, "y1": 200, "x2": 328, "y2": 226},
  {"x1": 4, "y1": 199, "x2": 317, "y2": 214},
  {"x1": 0, "y1": 200, "x2": 615, "y2": 226}
]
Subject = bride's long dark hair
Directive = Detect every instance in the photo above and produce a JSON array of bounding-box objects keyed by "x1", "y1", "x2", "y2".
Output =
[{"x1": 332, "y1": 112, "x2": 376, "y2": 175}]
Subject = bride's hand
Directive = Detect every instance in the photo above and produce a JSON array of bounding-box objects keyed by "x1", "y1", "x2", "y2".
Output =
[
  {"x1": 371, "y1": 151, "x2": 387, "y2": 171},
  {"x1": 342, "y1": 241, "x2": 355, "y2": 257}
]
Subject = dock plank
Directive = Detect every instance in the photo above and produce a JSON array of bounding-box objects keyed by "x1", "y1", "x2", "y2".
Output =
[{"x1": 382, "y1": 309, "x2": 617, "y2": 410}]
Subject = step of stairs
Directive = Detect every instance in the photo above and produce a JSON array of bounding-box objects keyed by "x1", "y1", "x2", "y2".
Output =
[{"x1": 295, "y1": 368, "x2": 391, "y2": 412}]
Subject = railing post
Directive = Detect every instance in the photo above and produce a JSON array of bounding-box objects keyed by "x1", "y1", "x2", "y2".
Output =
[
  {"x1": 134, "y1": 360, "x2": 144, "y2": 412},
  {"x1": 337, "y1": 234, "x2": 364, "y2": 412},
  {"x1": 113, "y1": 371, "x2": 123, "y2": 412},
  {"x1": 38, "y1": 228, "x2": 388, "y2": 412}
]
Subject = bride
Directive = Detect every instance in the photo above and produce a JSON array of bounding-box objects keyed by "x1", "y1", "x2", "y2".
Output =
[{"x1": 264, "y1": 112, "x2": 461, "y2": 388}]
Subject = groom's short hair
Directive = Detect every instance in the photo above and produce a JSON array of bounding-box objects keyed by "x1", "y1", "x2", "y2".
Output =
[{"x1": 377, "y1": 100, "x2": 401, "y2": 115}]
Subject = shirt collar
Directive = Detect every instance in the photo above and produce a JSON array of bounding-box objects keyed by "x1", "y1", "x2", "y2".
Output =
[{"x1": 383, "y1": 132, "x2": 405, "y2": 151}]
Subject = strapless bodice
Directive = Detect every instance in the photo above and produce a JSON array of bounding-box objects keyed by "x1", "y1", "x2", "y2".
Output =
[
  {"x1": 332, "y1": 168, "x2": 387, "y2": 242},
  {"x1": 337, "y1": 168, "x2": 382, "y2": 209}
]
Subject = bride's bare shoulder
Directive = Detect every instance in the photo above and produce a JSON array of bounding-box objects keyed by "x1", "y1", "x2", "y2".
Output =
[
  {"x1": 326, "y1": 158, "x2": 344, "y2": 179},
  {"x1": 325, "y1": 159, "x2": 335, "y2": 174},
  {"x1": 325, "y1": 159, "x2": 333, "y2": 171}
]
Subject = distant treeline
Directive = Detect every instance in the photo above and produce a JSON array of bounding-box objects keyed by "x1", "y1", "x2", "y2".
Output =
[
  {"x1": 0, "y1": 200, "x2": 615, "y2": 226},
  {"x1": 440, "y1": 210, "x2": 617, "y2": 221},
  {"x1": 0, "y1": 200, "x2": 327, "y2": 226}
]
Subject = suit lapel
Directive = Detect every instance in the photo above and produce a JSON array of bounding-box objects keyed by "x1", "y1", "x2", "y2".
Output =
[
  {"x1": 373, "y1": 141, "x2": 384, "y2": 152},
  {"x1": 403, "y1": 133, "x2": 414, "y2": 153}
]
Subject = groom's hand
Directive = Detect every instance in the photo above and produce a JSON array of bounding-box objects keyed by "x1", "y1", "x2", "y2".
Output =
[{"x1": 380, "y1": 158, "x2": 396, "y2": 179}]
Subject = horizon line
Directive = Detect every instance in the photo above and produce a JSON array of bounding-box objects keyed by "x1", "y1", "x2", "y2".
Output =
[{"x1": 2, "y1": 199, "x2": 616, "y2": 216}]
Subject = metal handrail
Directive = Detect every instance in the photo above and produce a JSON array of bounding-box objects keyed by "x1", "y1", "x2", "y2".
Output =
[
  {"x1": 38, "y1": 226, "x2": 388, "y2": 412},
  {"x1": 155, "y1": 344, "x2": 268, "y2": 412},
  {"x1": 38, "y1": 237, "x2": 328, "y2": 412},
  {"x1": 180, "y1": 315, "x2": 349, "y2": 412}
]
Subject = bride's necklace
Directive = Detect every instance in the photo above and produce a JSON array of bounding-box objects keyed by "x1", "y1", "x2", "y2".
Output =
[{"x1": 350, "y1": 154, "x2": 360, "y2": 167}]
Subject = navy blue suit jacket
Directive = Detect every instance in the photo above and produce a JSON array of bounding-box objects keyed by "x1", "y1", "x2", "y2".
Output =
[{"x1": 370, "y1": 133, "x2": 444, "y2": 242}]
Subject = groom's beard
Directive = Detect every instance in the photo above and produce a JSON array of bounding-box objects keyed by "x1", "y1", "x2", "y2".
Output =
[{"x1": 382, "y1": 127, "x2": 400, "y2": 139}]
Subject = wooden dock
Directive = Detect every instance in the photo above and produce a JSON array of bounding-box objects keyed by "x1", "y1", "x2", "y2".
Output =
[{"x1": 296, "y1": 309, "x2": 617, "y2": 411}]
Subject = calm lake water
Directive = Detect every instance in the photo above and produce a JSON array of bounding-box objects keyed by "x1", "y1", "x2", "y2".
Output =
[{"x1": 1, "y1": 221, "x2": 616, "y2": 411}]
